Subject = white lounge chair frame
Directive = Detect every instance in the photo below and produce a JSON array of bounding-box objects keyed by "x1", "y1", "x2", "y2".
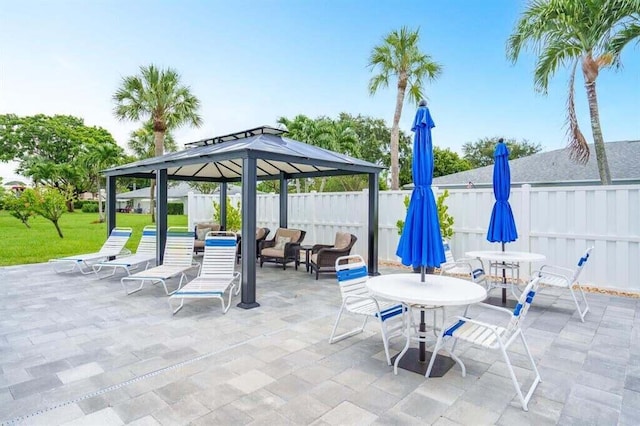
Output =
[
  {"x1": 169, "y1": 232, "x2": 241, "y2": 315},
  {"x1": 329, "y1": 255, "x2": 406, "y2": 366},
  {"x1": 535, "y1": 246, "x2": 593, "y2": 322},
  {"x1": 426, "y1": 277, "x2": 542, "y2": 411},
  {"x1": 92, "y1": 226, "x2": 157, "y2": 278},
  {"x1": 121, "y1": 227, "x2": 197, "y2": 296},
  {"x1": 49, "y1": 227, "x2": 133, "y2": 274}
]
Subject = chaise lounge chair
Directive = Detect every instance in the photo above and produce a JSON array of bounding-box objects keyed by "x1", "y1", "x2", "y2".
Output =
[
  {"x1": 49, "y1": 227, "x2": 133, "y2": 274},
  {"x1": 121, "y1": 227, "x2": 198, "y2": 296},
  {"x1": 92, "y1": 226, "x2": 157, "y2": 279},
  {"x1": 169, "y1": 232, "x2": 241, "y2": 315}
]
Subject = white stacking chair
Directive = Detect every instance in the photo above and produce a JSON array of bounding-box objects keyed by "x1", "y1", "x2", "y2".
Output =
[
  {"x1": 49, "y1": 227, "x2": 133, "y2": 274},
  {"x1": 535, "y1": 247, "x2": 593, "y2": 322},
  {"x1": 426, "y1": 277, "x2": 542, "y2": 411},
  {"x1": 439, "y1": 242, "x2": 487, "y2": 285},
  {"x1": 169, "y1": 232, "x2": 241, "y2": 315},
  {"x1": 121, "y1": 227, "x2": 197, "y2": 295},
  {"x1": 329, "y1": 255, "x2": 406, "y2": 366},
  {"x1": 92, "y1": 226, "x2": 157, "y2": 278}
]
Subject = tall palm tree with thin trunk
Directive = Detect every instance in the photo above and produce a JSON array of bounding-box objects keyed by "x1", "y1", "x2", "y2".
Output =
[
  {"x1": 368, "y1": 26, "x2": 442, "y2": 190},
  {"x1": 507, "y1": 0, "x2": 639, "y2": 185},
  {"x1": 113, "y1": 64, "x2": 202, "y2": 220}
]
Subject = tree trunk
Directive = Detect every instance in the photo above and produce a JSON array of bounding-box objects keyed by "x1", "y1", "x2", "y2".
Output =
[
  {"x1": 150, "y1": 179, "x2": 156, "y2": 223},
  {"x1": 390, "y1": 77, "x2": 408, "y2": 190},
  {"x1": 97, "y1": 177, "x2": 104, "y2": 222},
  {"x1": 319, "y1": 177, "x2": 327, "y2": 192},
  {"x1": 21, "y1": 219, "x2": 31, "y2": 228},
  {"x1": 584, "y1": 80, "x2": 612, "y2": 185},
  {"x1": 154, "y1": 130, "x2": 165, "y2": 157},
  {"x1": 52, "y1": 220, "x2": 64, "y2": 238}
]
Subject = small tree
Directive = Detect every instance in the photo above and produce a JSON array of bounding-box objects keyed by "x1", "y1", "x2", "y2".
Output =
[
  {"x1": 23, "y1": 187, "x2": 67, "y2": 238},
  {"x1": 3, "y1": 191, "x2": 35, "y2": 228},
  {"x1": 396, "y1": 190, "x2": 454, "y2": 240},
  {"x1": 213, "y1": 197, "x2": 242, "y2": 232}
]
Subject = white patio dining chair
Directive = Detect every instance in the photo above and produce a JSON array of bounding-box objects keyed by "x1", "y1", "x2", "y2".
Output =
[
  {"x1": 426, "y1": 276, "x2": 542, "y2": 411},
  {"x1": 169, "y1": 232, "x2": 241, "y2": 315},
  {"x1": 121, "y1": 227, "x2": 198, "y2": 296},
  {"x1": 535, "y1": 246, "x2": 593, "y2": 322},
  {"x1": 329, "y1": 255, "x2": 406, "y2": 366},
  {"x1": 92, "y1": 226, "x2": 157, "y2": 278},
  {"x1": 49, "y1": 227, "x2": 133, "y2": 274},
  {"x1": 439, "y1": 242, "x2": 487, "y2": 285}
]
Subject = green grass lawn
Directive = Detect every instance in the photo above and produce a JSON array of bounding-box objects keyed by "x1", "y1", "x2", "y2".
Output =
[{"x1": 0, "y1": 211, "x2": 188, "y2": 266}]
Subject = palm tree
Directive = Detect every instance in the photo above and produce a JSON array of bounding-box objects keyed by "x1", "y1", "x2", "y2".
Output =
[
  {"x1": 507, "y1": 0, "x2": 639, "y2": 185},
  {"x1": 114, "y1": 64, "x2": 202, "y2": 220},
  {"x1": 127, "y1": 123, "x2": 178, "y2": 222},
  {"x1": 113, "y1": 64, "x2": 202, "y2": 158},
  {"x1": 82, "y1": 142, "x2": 123, "y2": 222},
  {"x1": 609, "y1": 0, "x2": 640, "y2": 57},
  {"x1": 368, "y1": 26, "x2": 442, "y2": 190}
]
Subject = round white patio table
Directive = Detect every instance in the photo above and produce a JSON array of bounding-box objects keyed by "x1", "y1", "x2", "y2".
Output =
[
  {"x1": 367, "y1": 273, "x2": 486, "y2": 377},
  {"x1": 465, "y1": 250, "x2": 546, "y2": 307}
]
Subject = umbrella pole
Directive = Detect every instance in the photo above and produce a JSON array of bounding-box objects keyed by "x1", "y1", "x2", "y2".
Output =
[
  {"x1": 419, "y1": 266, "x2": 426, "y2": 363},
  {"x1": 501, "y1": 242, "x2": 507, "y2": 304}
]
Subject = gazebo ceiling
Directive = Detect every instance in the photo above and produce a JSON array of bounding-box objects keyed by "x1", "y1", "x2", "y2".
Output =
[{"x1": 104, "y1": 126, "x2": 384, "y2": 182}]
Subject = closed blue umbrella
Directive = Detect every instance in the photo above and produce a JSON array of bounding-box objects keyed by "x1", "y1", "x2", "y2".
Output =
[
  {"x1": 395, "y1": 101, "x2": 445, "y2": 371},
  {"x1": 487, "y1": 138, "x2": 518, "y2": 304},
  {"x1": 396, "y1": 101, "x2": 445, "y2": 278}
]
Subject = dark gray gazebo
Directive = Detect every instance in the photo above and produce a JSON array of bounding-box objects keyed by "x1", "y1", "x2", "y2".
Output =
[{"x1": 103, "y1": 126, "x2": 384, "y2": 309}]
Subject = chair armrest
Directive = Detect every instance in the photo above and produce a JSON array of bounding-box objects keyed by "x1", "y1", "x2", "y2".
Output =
[
  {"x1": 259, "y1": 240, "x2": 276, "y2": 251},
  {"x1": 440, "y1": 261, "x2": 473, "y2": 273},
  {"x1": 446, "y1": 315, "x2": 506, "y2": 338},
  {"x1": 312, "y1": 244, "x2": 332, "y2": 253},
  {"x1": 535, "y1": 269, "x2": 571, "y2": 284},
  {"x1": 474, "y1": 302, "x2": 514, "y2": 316},
  {"x1": 284, "y1": 242, "x2": 302, "y2": 257},
  {"x1": 538, "y1": 264, "x2": 574, "y2": 275}
]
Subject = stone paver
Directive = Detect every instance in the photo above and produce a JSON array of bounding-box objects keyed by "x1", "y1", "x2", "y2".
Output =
[{"x1": 0, "y1": 261, "x2": 638, "y2": 425}]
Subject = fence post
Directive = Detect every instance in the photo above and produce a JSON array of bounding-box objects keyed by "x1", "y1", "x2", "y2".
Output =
[
  {"x1": 187, "y1": 192, "x2": 194, "y2": 231},
  {"x1": 520, "y1": 184, "x2": 532, "y2": 278}
]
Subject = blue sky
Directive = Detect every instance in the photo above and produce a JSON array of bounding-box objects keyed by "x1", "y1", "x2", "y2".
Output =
[{"x1": 1, "y1": 0, "x2": 639, "y2": 181}]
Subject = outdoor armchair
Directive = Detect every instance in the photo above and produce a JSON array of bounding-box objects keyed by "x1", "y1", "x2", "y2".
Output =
[
  {"x1": 535, "y1": 246, "x2": 593, "y2": 322},
  {"x1": 439, "y1": 242, "x2": 487, "y2": 286},
  {"x1": 309, "y1": 232, "x2": 357, "y2": 280},
  {"x1": 329, "y1": 255, "x2": 406, "y2": 366},
  {"x1": 236, "y1": 227, "x2": 270, "y2": 264},
  {"x1": 194, "y1": 222, "x2": 222, "y2": 254},
  {"x1": 259, "y1": 228, "x2": 306, "y2": 270},
  {"x1": 426, "y1": 277, "x2": 542, "y2": 411}
]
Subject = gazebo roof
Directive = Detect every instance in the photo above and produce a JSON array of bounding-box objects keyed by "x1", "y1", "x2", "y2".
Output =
[{"x1": 104, "y1": 126, "x2": 384, "y2": 181}]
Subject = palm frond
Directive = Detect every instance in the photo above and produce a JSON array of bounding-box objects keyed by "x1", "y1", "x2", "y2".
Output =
[{"x1": 565, "y1": 60, "x2": 590, "y2": 164}]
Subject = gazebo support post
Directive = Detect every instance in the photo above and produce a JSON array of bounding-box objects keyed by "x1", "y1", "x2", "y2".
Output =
[
  {"x1": 368, "y1": 173, "x2": 380, "y2": 276},
  {"x1": 220, "y1": 182, "x2": 227, "y2": 230},
  {"x1": 156, "y1": 169, "x2": 168, "y2": 264},
  {"x1": 106, "y1": 175, "x2": 117, "y2": 237},
  {"x1": 238, "y1": 157, "x2": 259, "y2": 309},
  {"x1": 279, "y1": 172, "x2": 288, "y2": 228}
]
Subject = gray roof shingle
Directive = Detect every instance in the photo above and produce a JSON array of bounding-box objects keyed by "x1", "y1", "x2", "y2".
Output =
[{"x1": 433, "y1": 140, "x2": 640, "y2": 187}]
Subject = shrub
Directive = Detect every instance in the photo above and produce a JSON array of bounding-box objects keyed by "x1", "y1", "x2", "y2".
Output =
[
  {"x1": 396, "y1": 189, "x2": 454, "y2": 240},
  {"x1": 167, "y1": 202, "x2": 184, "y2": 215},
  {"x1": 213, "y1": 197, "x2": 241, "y2": 232},
  {"x1": 2, "y1": 191, "x2": 35, "y2": 228},
  {"x1": 22, "y1": 187, "x2": 67, "y2": 238},
  {"x1": 81, "y1": 202, "x2": 99, "y2": 213},
  {"x1": 73, "y1": 200, "x2": 84, "y2": 210}
]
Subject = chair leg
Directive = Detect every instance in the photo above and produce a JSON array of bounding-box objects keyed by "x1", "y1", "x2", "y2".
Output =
[
  {"x1": 569, "y1": 284, "x2": 590, "y2": 322},
  {"x1": 502, "y1": 332, "x2": 541, "y2": 411},
  {"x1": 329, "y1": 303, "x2": 367, "y2": 344}
]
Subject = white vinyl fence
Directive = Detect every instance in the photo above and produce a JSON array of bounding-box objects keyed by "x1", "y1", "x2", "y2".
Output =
[{"x1": 188, "y1": 184, "x2": 640, "y2": 292}]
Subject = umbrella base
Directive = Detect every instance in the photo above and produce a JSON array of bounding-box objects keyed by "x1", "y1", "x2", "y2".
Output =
[
  {"x1": 484, "y1": 295, "x2": 518, "y2": 310},
  {"x1": 391, "y1": 348, "x2": 455, "y2": 377}
]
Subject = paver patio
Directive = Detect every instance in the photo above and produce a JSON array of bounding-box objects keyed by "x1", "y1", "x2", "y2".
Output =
[{"x1": 1, "y1": 260, "x2": 638, "y2": 425}]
